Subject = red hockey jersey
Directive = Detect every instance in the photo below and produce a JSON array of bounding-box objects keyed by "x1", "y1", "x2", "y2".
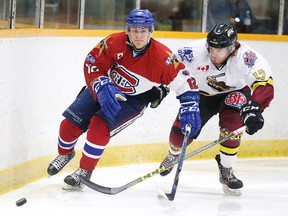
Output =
[{"x1": 83, "y1": 31, "x2": 198, "y2": 99}]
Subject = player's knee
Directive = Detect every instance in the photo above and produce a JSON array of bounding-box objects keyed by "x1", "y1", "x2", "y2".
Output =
[
  {"x1": 220, "y1": 109, "x2": 242, "y2": 131},
  {"x1": 87, "y1": 115, "x2": 110, "y2": 145},
  {"x1": 59, "y1": 118, "x2": 84, "y2": 140},
  {"x1": 169, "y1": 129, "x2": 193, "y2": 152}
]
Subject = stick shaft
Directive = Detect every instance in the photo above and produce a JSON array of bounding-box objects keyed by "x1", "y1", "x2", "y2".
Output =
[
  {"x1": 165, "y1": 124, "x2": 191, "y2": 201},
  {"x1": 81, "y1": 126, "x2": 246, "y2": 195}
]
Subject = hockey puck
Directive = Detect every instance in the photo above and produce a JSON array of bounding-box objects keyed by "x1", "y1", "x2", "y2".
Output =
[{"x1": 16, "y1": 198, "x2": 27, "y2": 206}]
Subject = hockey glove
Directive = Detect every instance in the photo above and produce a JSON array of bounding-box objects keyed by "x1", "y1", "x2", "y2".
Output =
[
  {"x1": 240, "y1": 101, "x2": 264, "y2": 135},
  {"x1": 177, "y1": 91, "x2": 201, "y2": 137},
  {"x1": 149, "y1": 84, "x2": 170, "y2": 108},
  {"x1": 93, "y1": 76, "x2": 126, "y2": 118}
]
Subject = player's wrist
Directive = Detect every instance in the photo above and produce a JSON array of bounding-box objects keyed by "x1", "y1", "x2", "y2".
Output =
[{"x1": 177, "y1": 91, "x2": 200, "y2": 104}]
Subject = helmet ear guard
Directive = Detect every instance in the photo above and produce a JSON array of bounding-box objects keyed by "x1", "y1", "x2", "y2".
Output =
[{"x1": 207, "y1": 23, "x2": 238, "y2": 48}]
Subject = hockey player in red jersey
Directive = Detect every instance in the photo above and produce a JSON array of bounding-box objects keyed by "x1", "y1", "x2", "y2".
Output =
[
  {"x1": 47, "y1": 9, "x2": 201, "y2": 189},
  {"x1": 159, "y1": 23, "x2": 274, "y2": 196}
]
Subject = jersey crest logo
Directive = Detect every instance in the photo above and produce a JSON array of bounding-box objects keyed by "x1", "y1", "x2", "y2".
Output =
[
  {"x1": 206, "y1": 73, "x2": 236, "y2": 92},
  {"x1": 225, "y1": 92, "x2": 247, "y2": 108},
  {"x1": 178, "y1": 47, "x2": 194, "y2": 63},
  {"x1": 243, "y1": 50, "x2": 257, "y2": 68},
  {"x1": 110, "y1": 63, "x2": 139, "y2": 94}
]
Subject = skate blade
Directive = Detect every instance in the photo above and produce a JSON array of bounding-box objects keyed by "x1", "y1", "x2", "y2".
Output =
[
  {"x1": 222, "y1": 184, "x2": 242, "y2": 196},
  {"x1": 62, "y1": 183, "x2": 84, "y2": 191}
]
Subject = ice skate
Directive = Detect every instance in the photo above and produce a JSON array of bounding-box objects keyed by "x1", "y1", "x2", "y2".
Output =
[
  {"x1": 62, "y1": 168, "x2": 92, "y2": 190},
  {"x1": 159, "y1": 152, "x2": 180, "y2": 176},
  {"x1": 47, "y1": 150, "x2": 75, "y2": 176},
  {"x1": 215, "y1": 154, "x2": 243, "y2": 196}
]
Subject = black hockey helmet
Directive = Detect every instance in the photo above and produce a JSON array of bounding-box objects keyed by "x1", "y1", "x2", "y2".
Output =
[{"x1": 207, "y1": 23, "x2": 238, "y2": 48}]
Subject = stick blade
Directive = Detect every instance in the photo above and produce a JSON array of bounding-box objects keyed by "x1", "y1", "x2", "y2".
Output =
[
  {"x1": 80, "y1": 176, "x2": 115, "y2": 195},
  {"x1": 165, "y1": 192, "x2": 176, "y2": 201},
  {"x1": 154, "y1": 181, "x2": 174, "y2": 201}
]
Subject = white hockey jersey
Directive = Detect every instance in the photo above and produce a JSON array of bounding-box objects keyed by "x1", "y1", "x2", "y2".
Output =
[{"x1": 176, "y1": 38, "x2": 273, "y2": 96}]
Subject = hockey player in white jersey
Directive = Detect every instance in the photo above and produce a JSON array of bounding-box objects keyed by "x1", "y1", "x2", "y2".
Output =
[{"x1": 159, "y1": 23, "x2": 274, "y2": 195}]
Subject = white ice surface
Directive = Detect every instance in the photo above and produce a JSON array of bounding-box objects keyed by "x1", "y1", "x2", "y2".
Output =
[{"x1": 1, "y1": 158, "x2": 288, "y2": 216}]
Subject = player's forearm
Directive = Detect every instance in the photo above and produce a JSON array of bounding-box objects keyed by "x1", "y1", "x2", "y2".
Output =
[{"x1": 250, "y1": 84, "x2": 274, "y2": 111}]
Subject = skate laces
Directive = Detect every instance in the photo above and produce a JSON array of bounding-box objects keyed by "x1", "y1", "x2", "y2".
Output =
[
  {"x1": 70, "y1": 168, "x2": 91, "y2": 182},
  {"x1": 221, "y1": 167, "x2": 238, "y2": 182},
  {"x1": 160, "y1": 152, "x2": 179, "y2": 168},
  {"x1": 63, "y1": 168, "x2": 92, "y2": 188},
  {"x1": 50, "y1": 154, "x2": 70, "y2": 171}
]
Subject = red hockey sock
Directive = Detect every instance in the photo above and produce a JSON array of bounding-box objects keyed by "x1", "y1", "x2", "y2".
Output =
[
  {"x1": 58, "y1": 119, "x2": 85, "y2": 155},
  {"x1": 80, "y1": 116, "x2": 110, "y2": 171}
]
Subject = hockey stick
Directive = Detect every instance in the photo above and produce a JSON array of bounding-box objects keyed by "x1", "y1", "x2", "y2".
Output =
[
  {"x1": 80, "y1": 125, "x2": 246, "y2": 195},
  {"x1": 164, "y1": 124, "x2": 191, "y2": 201}
]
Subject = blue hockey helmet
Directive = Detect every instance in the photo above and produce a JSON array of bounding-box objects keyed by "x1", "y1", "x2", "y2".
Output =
[{"x1": 126, "y1": 9, "x2": 154, "y2": 32}]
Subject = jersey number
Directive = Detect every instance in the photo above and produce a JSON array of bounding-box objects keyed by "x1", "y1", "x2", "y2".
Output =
[
  {"x1": 253, "y1": 69, "x2": 266, "y2": 80},
  {"x1": 187, "y1": 77, "x2": 198, "y2": 90},
  {"x1": 85, "y1": 63, "x2": 98, "y2": 74}
]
